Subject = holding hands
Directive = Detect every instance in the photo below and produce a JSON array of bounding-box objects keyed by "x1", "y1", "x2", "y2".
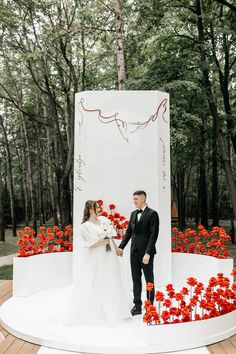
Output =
[
  {"x1": 142, "y1": 253, "x2": 150, "y2": 265},
  {"x1": 116, "y1": 247, "x2": 123, "y2": 257}
]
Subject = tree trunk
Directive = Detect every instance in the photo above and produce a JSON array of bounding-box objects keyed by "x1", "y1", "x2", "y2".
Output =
[
  {"x1": 0, "y1": 161, "x2": 5, "y2": 242},
  {"x1": 177, "y1": 170, "x2": 186, "y2": 230},
  {"x1": 115, "y1": 0, "x2": 126, "y2": 90},
  {"x1": 41, "y1": 94, "x2": 58, "y2": 225},
  {"x1": 196, "y1": 0, "x2": 236, "y2": 221},
  {"x1": 211, "y1": 118, "x2": 219, "y2": 226},
  {"x1": 21, "y1": 119, "x2": 37, "y2": 233},
  {"x1": 0, "y1": 114, "x2": 17, "y2": 236},
  {"x1": 21, "y1": 142, "x2": 30, "y2": 225},
  {"x1": 36, "y1": 129, "x2": 44, "y2": 225},
  {"x1": 60, "y1": 92, "x2": 74, "y2": 228},
  {"x1": 210, "y1": 21, "x2": 236, "y2": 153},
  {"x1": 60, "y1": 171, "x2": 72, "y2": 228},
  {"x1": 199, "y1": 113, "x2": 208, "y2": 227}
]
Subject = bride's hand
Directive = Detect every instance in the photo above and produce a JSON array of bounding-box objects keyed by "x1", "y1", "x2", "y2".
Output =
[
  {"x1": 99, "y1": 238, "x2": 110, "y2": 246},
  {"x1": 90, "y1": 238, "x2": 110, "y2": 248}
]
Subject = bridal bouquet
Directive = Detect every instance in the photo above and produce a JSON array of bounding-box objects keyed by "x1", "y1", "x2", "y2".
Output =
[{"x1": 102, "y1": 220, "x2": 116, "y2": 252}]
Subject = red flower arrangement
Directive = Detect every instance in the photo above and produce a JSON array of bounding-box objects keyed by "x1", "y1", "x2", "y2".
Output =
[
  {"x1": 17, "y1": 203, "x2": 231, "y2": 262},
  {"x1": 98, "y1": 200, "x2": 129, "y2": 239},
  {"x1": 143, "y1": 268, "x2": 236, "y2": 325},
  {"x1": 17, "y1": 225, "x2": 73, "y2": 257},
  {"x1": 172, "y1": 225, "x2": 231, "y2": 259}
]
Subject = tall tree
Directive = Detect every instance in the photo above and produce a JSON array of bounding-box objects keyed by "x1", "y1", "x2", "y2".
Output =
[{"x1": 115, "y1": 0, "x2": 126, "y2": 89}]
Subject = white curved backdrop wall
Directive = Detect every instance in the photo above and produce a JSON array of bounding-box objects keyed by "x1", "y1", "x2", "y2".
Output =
[{"x1": 73, "y1": 90, "x2": 171, "y2": 289}]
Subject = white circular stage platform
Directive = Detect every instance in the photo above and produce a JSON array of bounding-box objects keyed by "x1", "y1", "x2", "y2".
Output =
[
  {"x1": 0, "y1": 285, "x2": 235, "y2": 354},
  {"x1": 0, "y1": 252, "x2": 235, "y2": 353}
]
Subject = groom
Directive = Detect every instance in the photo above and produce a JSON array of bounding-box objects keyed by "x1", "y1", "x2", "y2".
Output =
[{"x1": 117, "y1": 190, "x2": 159, "y2": 316}]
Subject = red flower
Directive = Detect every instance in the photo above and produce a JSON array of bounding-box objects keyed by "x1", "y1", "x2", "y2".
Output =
[
  {"x1": 209, "y1": 277, "x2": 218, "y2": 287},
  {"x1": 169, "y1": 307, "x2": 180, "y2": 316},
  {"x1": 119, "y1": 216, "x2": 126, "y2": 221},
  {"x1": 146, "y1": 282, "x2": 154, "y2": 292},
  {"x1": 155, "y1": 291, "x2": 164, "y2": 301},
  {"x1": 143, "y1": 312, "x2": 151, "y2": 324},
  {"x1": 181, "y1": 287, "x2": 189, "y2": 295},
  {"x1": 148, "y1": 305, "x2": 157, "y2": 313},
  {"x1": 152, "y1": 312, "x2": 160, "y2": 324},
  {"x1": 181, "y1": 307, "x2": 190, "y2": 317},
  {"x1": 218, "y1": 277, "x2": 230, "y2": 288},
  {"x1": 161, "y1": 310, "x2": 170, "y2": 321},
  {"x1": 144, "y1": 300, "x2": 152, "y2": 309},
  {"x1": 163, "y1": 299, "x2": 171, "y2": 307},
  {"x1": 166, "y1": 283, "x2": 174, "y2": 292},
  {"x1": 231, "y1": 268, "x2": 236, "y2": 277},
  {"x1": 182, "y1": 315, "x2": 191, "y2": 322},
  {"x1": 199, "y1": 299, "x2": 207, "y2": 309},
  {"x1": 109, "y1": 204, "x2": 116, "y2": 210},
  {"x1": 187, "y1": 277, "x2": 198, "y2": 287},
  {"x1": 172, "y1": 318, "x2": 181, "y2": 323},
  {"x1": 202, "y1": 314, "x2": 210, "y2": 319},
  {"x1": 175, "y1": 292, "x2": 183, "y2": 301},
  {"x1": 168, "y1": 290, "x2": 175, "y2": 298},
  {"x1": 197, "y1": 224, "x2": 205, "y2": 230}
]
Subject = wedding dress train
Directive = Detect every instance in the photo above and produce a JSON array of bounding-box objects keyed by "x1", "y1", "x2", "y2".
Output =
[{"x1": 62, "y1": 215, "x2": 133, "y2": 326}]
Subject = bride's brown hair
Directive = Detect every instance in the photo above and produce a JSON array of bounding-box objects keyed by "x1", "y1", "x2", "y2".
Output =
[{"x1": 82, "y1": 200, "x2": 98, "y2": 223}]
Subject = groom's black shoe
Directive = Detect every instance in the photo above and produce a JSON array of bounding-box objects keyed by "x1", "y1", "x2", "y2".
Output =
[{"x1": 131, "y1": 305, "x2": 142, "y2": 316}]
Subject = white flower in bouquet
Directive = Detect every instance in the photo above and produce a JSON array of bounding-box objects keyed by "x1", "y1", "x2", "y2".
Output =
[{"x1": 101, "y1": 218, "x2": 117, "y2": 251}]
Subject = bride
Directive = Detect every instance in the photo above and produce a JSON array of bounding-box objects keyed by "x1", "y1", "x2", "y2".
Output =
[{"x1": 63, "y1": 200, "x2": 133, "y2": 326}]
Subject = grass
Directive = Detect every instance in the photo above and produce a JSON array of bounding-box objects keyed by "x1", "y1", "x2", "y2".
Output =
[
  {"x1": 0, "y1": 265, "x2": 13, "y2": 280},
  {"x1": 0, "y1": 227, "x2": 19, "y2": 256}
]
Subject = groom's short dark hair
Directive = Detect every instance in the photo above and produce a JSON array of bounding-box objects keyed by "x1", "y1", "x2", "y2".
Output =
[{"x1": 133, "y1": 190, "x2": 147, "y2": 199}]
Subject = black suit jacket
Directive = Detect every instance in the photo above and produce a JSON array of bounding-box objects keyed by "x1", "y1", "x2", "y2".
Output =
[{"x1": 118, "y1": 206, "x2": 159, "y2": 256}]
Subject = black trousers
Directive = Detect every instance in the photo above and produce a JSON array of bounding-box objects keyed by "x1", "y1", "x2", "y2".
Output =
[{"x1": 130, "y1": 246, "x2": 155, "y2": 308}]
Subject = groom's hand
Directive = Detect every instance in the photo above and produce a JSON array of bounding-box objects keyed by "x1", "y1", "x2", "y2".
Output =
[
  {"x1": 142, "y1": 253, "x2": 150, "y2": 265},
  {"x1": 116, "y1": 248, "x2": 123, "y2": 257}
]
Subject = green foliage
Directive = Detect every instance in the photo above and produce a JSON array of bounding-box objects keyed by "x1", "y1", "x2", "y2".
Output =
[{"x1": 0, "y1": 0, "x2": 235, "y2": 228}]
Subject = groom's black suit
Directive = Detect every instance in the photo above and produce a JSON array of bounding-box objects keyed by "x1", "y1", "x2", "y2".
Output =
[{"x1": 118, "y1": 205, "x2": 159, "y2": 308}]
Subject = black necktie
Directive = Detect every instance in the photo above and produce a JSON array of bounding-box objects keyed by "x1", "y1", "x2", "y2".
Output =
[{"x1": 137, "y1": 209, "x2": 143, "y2": 214}]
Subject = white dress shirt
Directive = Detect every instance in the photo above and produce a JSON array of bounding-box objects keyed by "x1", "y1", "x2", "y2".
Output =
[{"x1": 137, "y1": 204, "x2": 147, "y2": 221}]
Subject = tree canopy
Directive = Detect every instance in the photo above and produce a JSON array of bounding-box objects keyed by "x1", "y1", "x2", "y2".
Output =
[{"x1": 0, "y1": 0, "x2": 235, "y2": 240}]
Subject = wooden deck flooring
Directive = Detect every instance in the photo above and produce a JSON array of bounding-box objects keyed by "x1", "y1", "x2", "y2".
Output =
[
  {"x1": 0, "y1": 280, "x2": 235, "y2": 353},
  {"x1": 0, "y1": 280, "x2": 40, "y2": 353}
]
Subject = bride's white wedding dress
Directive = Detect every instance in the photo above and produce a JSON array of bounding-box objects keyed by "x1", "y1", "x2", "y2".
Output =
[{"x1": 62, "y1": 215, "x2": 133, "y2": 327}]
